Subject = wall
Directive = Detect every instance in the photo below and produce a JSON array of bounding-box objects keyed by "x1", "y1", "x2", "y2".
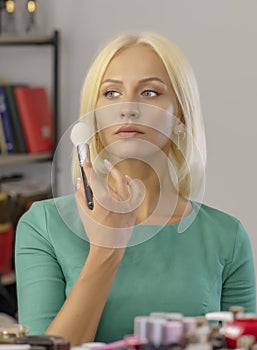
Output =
[{"x1": 1, "y1": 0, "x2": 257, "y2": 289}]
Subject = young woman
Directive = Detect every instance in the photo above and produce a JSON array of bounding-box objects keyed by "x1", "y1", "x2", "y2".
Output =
[{"x1": 15, "y1": 32, "x2": 256, "y2": 346}]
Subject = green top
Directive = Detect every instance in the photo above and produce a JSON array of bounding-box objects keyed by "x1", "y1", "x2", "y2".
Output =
[{"x1": 15, "y1": 195, "x2": 256, "y2": 343}]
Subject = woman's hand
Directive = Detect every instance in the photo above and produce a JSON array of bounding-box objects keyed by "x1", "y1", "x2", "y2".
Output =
[{"x1": 75, "y1": 150, "x2": 144, "y2": 248}]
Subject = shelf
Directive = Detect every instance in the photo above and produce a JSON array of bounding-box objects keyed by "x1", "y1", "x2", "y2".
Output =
[
  {"x1": 0, "y1": 33, "x2": 56, "y2": 46},
  {"x1": 0, "y1": 152, "x2": 52, "y2": 165}
]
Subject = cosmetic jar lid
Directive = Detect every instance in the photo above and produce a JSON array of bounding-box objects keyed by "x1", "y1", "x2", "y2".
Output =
[
  {"x1": 81, "y1": 342, "x2": 106, "y2": 350},
  {"x1": 0, "y1": 325, "x2": 29, "y2": 344},
  {"x1": 0, "y1": 345, "x2": 31, "y2": 349}
]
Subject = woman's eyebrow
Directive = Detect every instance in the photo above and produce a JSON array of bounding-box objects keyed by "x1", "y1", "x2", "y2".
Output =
[
  {"x1": 101, "y1": 77, "x2": 167, "y2": 86},
  {"x1": 101, "y1": 79, "x2": 122, "y2": 85},
  {"x1": 139, "y1": 77, "x2": 167, "y2": 86}
]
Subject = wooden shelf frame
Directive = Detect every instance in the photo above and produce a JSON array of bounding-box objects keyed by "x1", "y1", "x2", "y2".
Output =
[
  {"x1": 0, "y1": 152, "x2": 53, "y2": 165},
  {"x1": 0, "y1": 34, "x2": 56, "y2": 45}
]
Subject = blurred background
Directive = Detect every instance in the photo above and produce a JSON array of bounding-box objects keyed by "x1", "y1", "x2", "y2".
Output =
[{"x1": 0, "y1": 0, "x2": 257, "y2": 310}]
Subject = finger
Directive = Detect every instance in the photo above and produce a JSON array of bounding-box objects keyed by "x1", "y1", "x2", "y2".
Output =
[
  {"x1": 127, "y1": 178, "x2": 145, "y2": 210},
  {"x1": 75, "y1": 177, "x2": 87, "y2": 211},
  {"x1": 104, "y1": 159, "x2": 130, "y2": 200}
]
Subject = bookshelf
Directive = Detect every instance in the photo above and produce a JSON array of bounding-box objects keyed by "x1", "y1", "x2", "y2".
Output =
[
  {"x1": 0, "y1": 30, "x2": 60, "y2": 156},
  {"x1": 0, "y1": 31, "x2": 60, "y2": 309}
]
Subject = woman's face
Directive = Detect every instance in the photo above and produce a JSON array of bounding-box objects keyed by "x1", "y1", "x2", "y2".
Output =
[{"x1": 95, "y1": 44, "x2": 179, "y2": 160}]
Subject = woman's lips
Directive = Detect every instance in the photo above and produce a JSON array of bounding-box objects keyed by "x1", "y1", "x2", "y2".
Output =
[{"x1": 115, "y1": 126, "x2": 144, "y2": 139}]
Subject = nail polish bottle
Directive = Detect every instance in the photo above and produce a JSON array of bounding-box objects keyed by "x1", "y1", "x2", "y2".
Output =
[
  {"x1": 134, "y1": 316, "x2": 149, "y2": 343},
  {"x1": 140, "y1": 318, "x2": 166, "y2": 350},
  {"x1": 159, "y1": 321, "x2": 183, "y2": 350}
]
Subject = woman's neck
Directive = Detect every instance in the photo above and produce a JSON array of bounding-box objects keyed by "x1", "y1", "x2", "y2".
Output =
[{"x1": 107, "y1": 157, "x2": 191, "y2": 225}]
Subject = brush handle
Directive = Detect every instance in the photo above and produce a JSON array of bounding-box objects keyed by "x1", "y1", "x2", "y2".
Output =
[{"x1": 81, "y1": 166, "x2": 94, "y2": 210}]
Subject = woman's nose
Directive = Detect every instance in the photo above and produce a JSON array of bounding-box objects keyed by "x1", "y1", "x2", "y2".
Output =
[{"x1": 120, "y1": 103, "x2": 139, "y2": 119}]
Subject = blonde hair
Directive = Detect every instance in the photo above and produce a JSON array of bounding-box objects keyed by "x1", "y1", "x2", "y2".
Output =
[{"x1": 74, "y1": 32, "x2": 206, "y2": 198}]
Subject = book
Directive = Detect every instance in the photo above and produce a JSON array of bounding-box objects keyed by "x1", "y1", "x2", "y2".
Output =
[
  {"x1": 0, "y1": 85, "x2": 15, "y2": 153},
  {"x1": 0, "y1": 191, "x2": 10, "y2": 224},
  {"x1": 3, "y1": 84, "x2": 28, "y2": 153},
  {"x1": 0, "y1": 191, "x2": 14, "y2": 275},
  {"x1": 14, "y1": 86, "x2": 53, "y2": 153},
  {"x1": 0, "y1": 116, "x2": 8, "y2": 154},
  {"x1": 0, "y1": 222, "x2": 14, "y2": 275},
  {"x1": 1, "y1": 181, "x2": 52, "y2": 228}
]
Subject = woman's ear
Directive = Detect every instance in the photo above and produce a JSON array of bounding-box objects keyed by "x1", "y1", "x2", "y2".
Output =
[{"x1": 173, "y1": 119, "x2": 186, "y2": 135}]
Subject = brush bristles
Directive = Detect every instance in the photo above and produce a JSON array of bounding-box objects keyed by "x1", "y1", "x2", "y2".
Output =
[{"x1": 70, "y1": 121, "x2": 93, "y2": 146}]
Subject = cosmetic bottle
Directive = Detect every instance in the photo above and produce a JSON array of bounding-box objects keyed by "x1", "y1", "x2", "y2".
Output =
[
  {"x1": 0, "y1": 324, "x2": 29, "y2": 344},
  {"x1": 194, "y1": 317, "x2": 210, "y2": 344},
  {"x1": 183, "y1": 316, "x2": 225, "y2": 350},
  {"x1": 236, "y1": 335, "x2": 255, "y2": 350},
  {"x1": 134, "y1": 317, "x2": 149, "y2": 343},
  {"x1": 139, "y1": 318, "x2": 166, "y2": 350},
  {"x1": 147, "y1": 318, "x2": 167, "y2": 350},
  {"x1": 183, "y1": 318, "x2": 197, "y2": 336},
  {"x1": 205, "y1": 311, "x2": 236, "y2": 350},
  {"x1": 149, "y1": 314, "x2": 183, "y2": 323},
  {"x1": 229, "y1": 306, "x2": 245, "y2": 320},
  {"x1": 223, "y1": 315, "x2": 257, "y2": 348},
  {"x1": 15, "y1": 335, "x2": 70, "y2": 350},
  {"x1": 182, "y1": 318, "x2": 198, "y2": 346},
  {"x1": 158, "y1": 321, "x2": 183, "y2": 350},
  {"x1": 0, "y1": 346, "x2": 31, "y2": 350},
  {"x1": 183, "y1": 319, "x2": 211, "y2": 349},
  {"x1": 164, "y1": 315, "x2": 183, "y2": 323},
  {"x1": 185, "y1": 343, "x2": 212, "y2": 350},
  {"x1": 207, "y1": 325, "x2": 226, "y2": 350}
]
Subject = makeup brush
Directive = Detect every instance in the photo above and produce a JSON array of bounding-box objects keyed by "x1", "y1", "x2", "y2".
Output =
[{"x1": 70, "y1": 122, "x2": 94, "y2": 210}]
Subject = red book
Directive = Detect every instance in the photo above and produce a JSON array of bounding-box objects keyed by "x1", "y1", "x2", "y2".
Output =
[
  {"x1": 14, "y1": 87, "x2": 53, "y2": 153},
  {"x1": 0, "y1": 223, "x2": 14, "y2": 275}
]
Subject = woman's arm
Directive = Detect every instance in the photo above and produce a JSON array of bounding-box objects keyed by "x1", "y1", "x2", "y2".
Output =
[
  {"x1": 15, "y1": 212, "x2": 66, "y2": 335},
  {"x1": 221, "y1": 221, "x2": 256, "y2": 312},
  {"x1": 16, "y1": 158, "x2": 143, "y2": 346},
  {"x1": 15, "y1": 204, "x2": 126, "y2": 346},
  {"x1": 46, "y1": 160, "x2": 143, "y2": 345},
  {"x1": 46, "y1": 245, "x2": 125, "y2": 344}
]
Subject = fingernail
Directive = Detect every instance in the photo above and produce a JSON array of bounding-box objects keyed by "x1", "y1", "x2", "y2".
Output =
[
  {"x1": 84, "y1": 144, "x2": 91, "y2": 164},
  {"x1": 125, "y1": 175, "x2": 132, "y2": 184},
  {"x1": 76, "y1": 177, "x2": 82, "y2": 190},
  {"x1": 104, "y1": 159, "x2": 113, "y2": 170}
]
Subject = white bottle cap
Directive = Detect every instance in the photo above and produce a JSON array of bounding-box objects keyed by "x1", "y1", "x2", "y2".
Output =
[
  {"x1": 205, "y1": 311, "x2": 234, "y2": 322},
  {"x1": 0, "y1": 346, "x2": 31, "y2": 350}
]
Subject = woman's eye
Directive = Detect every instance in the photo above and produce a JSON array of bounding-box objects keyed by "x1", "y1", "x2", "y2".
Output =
[
  {"x1": 104, "y1": 90, "x2": 121, "y2": 99},
  {"x1": 141, "y1": 90, "x2": 160, "y2": 97}
]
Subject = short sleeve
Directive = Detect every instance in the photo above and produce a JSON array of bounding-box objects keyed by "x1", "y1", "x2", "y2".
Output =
[
  {"x1": 15, "y1": 202, "x2": 66, "y2": 334},
  {"x1": 221, "y1": 221, "x2": 256, "y2": 312}
]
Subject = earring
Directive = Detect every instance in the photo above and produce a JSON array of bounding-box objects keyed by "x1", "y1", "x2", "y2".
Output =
[{"x1": 177, "y1": 130, "x2": 186, "y2": 151}]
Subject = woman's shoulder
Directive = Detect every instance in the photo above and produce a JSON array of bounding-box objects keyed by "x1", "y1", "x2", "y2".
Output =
[
  {"x1": 196, "y1": 201, "x2": 239, "y2": 224},
  {"x1": 21, "y1": 194, "x2": 76, "y2": 218},
  {"x1": 16, "y1": 194, "x2": 86, "y2": 245},
  {"x1": 17, "y1": 194, "x2": 79, "y2": 235},
  {"x1": 194, "y1": 201, "x2": 249, "y2": 241}
]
